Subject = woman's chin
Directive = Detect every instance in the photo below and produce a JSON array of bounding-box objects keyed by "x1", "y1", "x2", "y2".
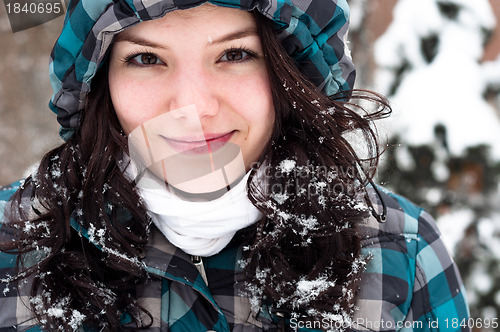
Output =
[{"x1": 146, "y1": 142, "x2": 247, "y2": 197}]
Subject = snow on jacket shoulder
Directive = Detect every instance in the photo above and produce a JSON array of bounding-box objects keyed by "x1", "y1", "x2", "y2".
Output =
[{"x1": 0, "y1": 182, "x2": 470, "y2": 331}]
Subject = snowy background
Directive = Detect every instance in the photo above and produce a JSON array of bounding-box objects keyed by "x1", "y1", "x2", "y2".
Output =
[
  {"x1": 349, "y1": 0, "x2": 500, "y2": 330},
  {"x1": 1, "y1": 0, "x2": 500, "y2": 329},
  {"x1": 0, "y1": 4, "x2": 62, "y2": 184}
]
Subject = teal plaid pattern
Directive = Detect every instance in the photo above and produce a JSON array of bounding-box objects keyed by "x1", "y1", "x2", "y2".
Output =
[
  {"x1": 1, "y1": 181, "x2": 470, "y2": 331},
  {"x1": 48, "y1": 0, "x2": 355, "y2": 139},
  {"x1": 351, "y1": 187, "x2": 470, "y2": 332}
]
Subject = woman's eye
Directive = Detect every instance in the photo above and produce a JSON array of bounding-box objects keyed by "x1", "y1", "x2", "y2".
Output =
[
  {"x1": 220, "y1": 49, "x2": 253, "y2": 62},
  {"x1": 128, "y1": 53, "x2": 164, "y2": 66}
]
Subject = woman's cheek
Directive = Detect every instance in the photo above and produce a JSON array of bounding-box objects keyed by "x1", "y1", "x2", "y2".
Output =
[{"x1": 111, "y1": 78, "x2": 163, "y2": 134}]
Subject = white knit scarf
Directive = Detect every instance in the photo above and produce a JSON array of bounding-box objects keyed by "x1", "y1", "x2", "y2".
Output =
[{"x1": 131, "y1": 169, "x2": 262, "y2": 257}]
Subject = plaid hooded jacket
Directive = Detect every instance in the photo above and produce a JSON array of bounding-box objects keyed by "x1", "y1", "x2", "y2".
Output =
[
  {"x1": 0, "y1": 182, "x2": 469, "y2": 331},
  {"x1": 1, "y1": 0, "x2": 469, "y2": 330}
]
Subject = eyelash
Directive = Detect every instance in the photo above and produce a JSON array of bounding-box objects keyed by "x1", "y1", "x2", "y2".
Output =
[
  {"x1": 120, "y1": 46, "x2": 259, "y2": 67},
  {"x1": 219, "y1": 47, "x2": 259, "y2": 63},
  {"x1": 121, "y1": 48, "x2": 159, "y2": 67}
]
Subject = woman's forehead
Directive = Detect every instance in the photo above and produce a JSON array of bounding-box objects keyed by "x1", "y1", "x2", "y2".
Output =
[{"x1": 120, "y1": 3, "x2": 254, "y2": 35}]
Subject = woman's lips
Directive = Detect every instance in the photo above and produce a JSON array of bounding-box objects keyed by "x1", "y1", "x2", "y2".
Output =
[{"x1": 163, "y1": 131, "x2": 235, "y2": 154}]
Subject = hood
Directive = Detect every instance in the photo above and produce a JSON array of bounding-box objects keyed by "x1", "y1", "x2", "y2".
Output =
[{"x1": 49, "y1": 0, "x2": 355, "y2": 139}]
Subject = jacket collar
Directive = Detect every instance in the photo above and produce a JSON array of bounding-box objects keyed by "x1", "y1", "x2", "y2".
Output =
[{"x1": 69, "y1": 212, "x2": 226, "y2": 316}]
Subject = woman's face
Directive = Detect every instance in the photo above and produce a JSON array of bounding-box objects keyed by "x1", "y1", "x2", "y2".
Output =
[{"x1": 108, "y1": 4, "x2": 275, "y2": 183}]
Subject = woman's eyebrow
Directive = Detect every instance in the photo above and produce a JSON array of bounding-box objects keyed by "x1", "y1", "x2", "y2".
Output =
[
  {"x1": 209, "y1": 27, "x2": 259, "y2": 45},
  {"x1": 114, "y1": 34, "x2": 168, "y2": 49},
  {"x1": 113, "y1": 27, "x2": 258, "y2": 48}
]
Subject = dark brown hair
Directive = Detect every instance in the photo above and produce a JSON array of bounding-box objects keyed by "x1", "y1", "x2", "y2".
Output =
[{"x1": 0, "y1": 11, "x2": 390, "y2": 331}]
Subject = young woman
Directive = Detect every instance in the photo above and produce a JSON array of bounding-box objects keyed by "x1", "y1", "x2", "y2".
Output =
[{"x1": 0, "y1": 0, "x2": 469, "y2": 331}]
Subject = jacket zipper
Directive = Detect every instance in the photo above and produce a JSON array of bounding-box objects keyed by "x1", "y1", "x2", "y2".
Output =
[
  {"x1": 191, "y1": 255, "x2": 209, "y2": 286},
  {"x1": 275, "y1": 311, "x2": 287, "y2": 332}
]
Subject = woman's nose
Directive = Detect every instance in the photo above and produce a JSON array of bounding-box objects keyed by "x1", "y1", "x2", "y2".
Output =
[{"x1": 168, "y1": 67, "x2": 219, "y2": 119}]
